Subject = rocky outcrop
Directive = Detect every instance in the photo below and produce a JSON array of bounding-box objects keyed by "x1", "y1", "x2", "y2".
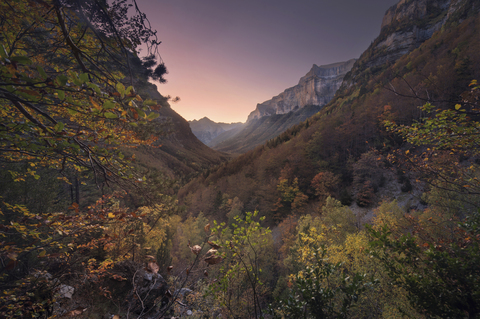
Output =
[
  {"x1": 341, "y1": 0, "x2": 465, "y2": 88},
  {"x1": 380, "y1": 0, "x2": 450, "y2": 29},
  {"x1": 212, "y1": 105, "x2": 322, "y2": 154},
  {"x1": 189, "y1": 117, "x2": 244, "y2": 146},
  {"x1": 369, "y1": 0, "x2": 452, "y2": 67},
  {"x1": 246, "y1": 59, "x2": 356, "y2": 122}
]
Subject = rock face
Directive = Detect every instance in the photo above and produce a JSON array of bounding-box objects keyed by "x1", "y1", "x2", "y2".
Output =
[
  {"x1": 189, "y1": 117, "x2": 244, "y2": 146},
  {"x1": 341, "y1": 0, "x2": 464, "y2": 88},
  {"x1": 372, "y1": 0, "x2": 452, "y2": 67},
  {"x1": 212, "y1": 105, "x2": 322, "y2": 154},
  {"x1": 247, "y1": 59, "x2": 356, "y2": 122}
]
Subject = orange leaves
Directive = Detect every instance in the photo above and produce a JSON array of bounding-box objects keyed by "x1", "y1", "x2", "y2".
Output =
[
  {"x1": 204, "y1": 254, "x2": 223, "y2": 265},
  {"x1": 204, "y1": 223, "x2": 211, "y2": 233},
  {"x1": 64, "y1": 307, "x2": 87, "y2": 317},
  {"x1": 89, "y1": 96, "x2": 101, "y2": 110},
  {"x1": 207, "y1": 241, "x2": 221, "y2": 249}
]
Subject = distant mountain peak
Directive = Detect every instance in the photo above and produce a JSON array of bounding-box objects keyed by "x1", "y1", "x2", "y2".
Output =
[
  {"x1": 246, "y1": 59, "x2": 356, "y2": 122},
  {"x1": 189, "y1": 118, "x2": 244, "y2": 146}
]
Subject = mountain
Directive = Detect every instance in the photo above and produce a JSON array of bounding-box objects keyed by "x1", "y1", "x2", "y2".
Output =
[
  {"x1": 247, "y1": 59, "x2": 356, "y2": 122},
  {"x1": 127, "y1": 70, "x2": 230, "y2": 180},
  {"x1": 179, "y1": 0, "x2": 480, "y2": 221},
  {"x1": 188, "y1": 117, "x2": 244, "y2": 146},
  {"x1": 209, "y1": 59, "x2": 355, "y2": 154},
  {"x1": 340, "y1": 0, "x2": 458, "y2": 89},
  {"x1": 212, "y1": 105, "x2": 322, "y2": 154}
]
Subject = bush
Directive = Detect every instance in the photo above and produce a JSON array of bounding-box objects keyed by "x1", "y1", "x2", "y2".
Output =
[
  {"x1": 356, "y1": 181, "x2": 375, "y2": 207},
  {"x1": 340, "y1": 188, "x2": 353, "y2": 206}
]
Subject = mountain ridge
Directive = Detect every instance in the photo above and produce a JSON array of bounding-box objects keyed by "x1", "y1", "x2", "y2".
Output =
[
  {"x1": 247, "y1": 59, "x2": 356, "y2": 122},
  {"x1": 179, "y1": 0, "x2": 480, "y2": 220},
  {"x1": 188, "y1": 117, "x2": 244, "y2": 146},
  {"x1": 203, "y1": 59, "x2": 355, "y2": 154}
]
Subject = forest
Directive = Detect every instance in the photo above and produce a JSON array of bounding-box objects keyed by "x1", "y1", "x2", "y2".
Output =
[{"x1": 1, "y1": 0, "x2": 480, "y2": 318}]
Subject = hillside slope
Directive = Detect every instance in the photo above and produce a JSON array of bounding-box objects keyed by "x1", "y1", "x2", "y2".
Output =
[
  {"x1": 212, "y1": 105, "x2": 322, "y2": 154},
  {"x1": 127, "y1": 61, "x2": 230, "y2": 180},
  {"x1": 210, "y1": 60, "x2": 355, "y2": 154},
  {"x1": 178, "y1": 0, "x2": 480, "y2": 221}
]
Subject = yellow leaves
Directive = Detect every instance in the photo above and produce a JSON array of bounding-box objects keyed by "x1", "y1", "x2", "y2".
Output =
[
  {"x1": 89, "y1": 96, "x2": 101, "y2": 110},
  {"x1": 57, "y1": 176, "x2": 72, "y2": 184},
  {"x1": 108, "y1": 213, "x2": 115, "y2": 218},
  {"x1": 7, "y1": 252, "x2": 18, "y2": 261}
]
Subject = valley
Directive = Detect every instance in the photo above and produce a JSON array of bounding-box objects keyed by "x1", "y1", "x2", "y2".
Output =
[{"x1": 1, "y1": 0, "x2": 480, "y2": 318}]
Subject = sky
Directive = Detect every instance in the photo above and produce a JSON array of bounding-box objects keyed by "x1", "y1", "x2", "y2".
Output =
[{"x1": 137, "y1": 0, "x2": 399, "y2": 123}]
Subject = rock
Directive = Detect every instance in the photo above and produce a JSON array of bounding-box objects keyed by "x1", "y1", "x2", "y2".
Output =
[
  {"x1": 130, "y1": 271, "x2": 168, "y2": 314},
  {"x1": 246, "y1": 59, "x2": 356, "y2": 122},
  {"x1": 57, "y1": 284, "x2": 74, "y2": 299},
  {"x1": 340, "y1": 0, "x2": 464, "y2": 90},
  {"x1": 368, "y1": 0, "x2": 452, "y2": 68},
  {"x1": 381, "y1": 0, "x2": 451, "y2": 30},
  {"x1": 110, "y1": 261, "x2": 169, "y2": 315},
  {"x1": 144, "y1": 271, "x2": 154, "y2": 282},
  {"x1": 176, "y1": 288, "x2": 192, "y2": 297}
]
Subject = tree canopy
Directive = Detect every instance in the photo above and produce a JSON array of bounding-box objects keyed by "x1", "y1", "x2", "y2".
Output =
[{"x1": 0, "y1": 0, "x2": 165, "y2": 186}]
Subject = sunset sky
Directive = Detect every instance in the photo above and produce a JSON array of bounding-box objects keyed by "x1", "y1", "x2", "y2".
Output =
[{"x1": 138, "y1": 0, "x2": 399, "y2": 123}]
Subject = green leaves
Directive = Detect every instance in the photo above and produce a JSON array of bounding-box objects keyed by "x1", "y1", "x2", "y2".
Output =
[
  {"x1": 116, "y1": 82, "x2": 125, "y2": 98},
  {"x1": 208, "y1": 211, "x2": 273, "y2": 318},
  {"x1": 10, "y1": 56, "x2": 32, "y2": 65},
  {"x1": 102, "y1": 100, "x2": 116, "y2": 110},
  {"x1": 147, "y1": 112, "x2": 159, "y2": 120},
  {"x1": 54, "y1": 122, "x2": 64, "y2": 132},
  {"x1": 55, "y1": 74, "x2": 68, "y2": 87},
  {"x1": 272, "y1": 246, "x2": 373, "y2": 319},
  {"x1": 79, "y1": 72, "x2": 89, "y2": 83},
  {"x1": 104, "y1": 112, "x2": 117, "y2": 119},
  {"x1": 143, "y1": 99, "x2": 157, "y2": 106},
  {"x1": 367, "y1": 214, "x2": 480, "y2": 318},
  {"x1": 36, "y1": 65, "x2": 48, "y2": 79},
  {"x1": 57, "y1": 90, "x2": 65, "y2": 100}
]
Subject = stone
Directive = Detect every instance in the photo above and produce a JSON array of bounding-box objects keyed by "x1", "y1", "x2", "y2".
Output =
[{"x1": 57, "y1": 284, "x2": 74, "y2": 299}]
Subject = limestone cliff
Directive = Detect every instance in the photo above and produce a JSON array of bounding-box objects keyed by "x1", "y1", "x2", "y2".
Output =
[
  {"x1": 341, "y1": 0, "x2": 468, "y2": 88},
  {"x1": 246, "y1": 59, "x2": 356, "y2": 122},
  {"x1": 372, "y1": 0, "x2": 451, "y2": 66}
]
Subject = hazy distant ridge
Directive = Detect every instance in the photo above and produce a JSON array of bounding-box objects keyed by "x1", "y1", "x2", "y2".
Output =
[{"x1": 189, "y1": 117, "x2": 243, "y2": 146}]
